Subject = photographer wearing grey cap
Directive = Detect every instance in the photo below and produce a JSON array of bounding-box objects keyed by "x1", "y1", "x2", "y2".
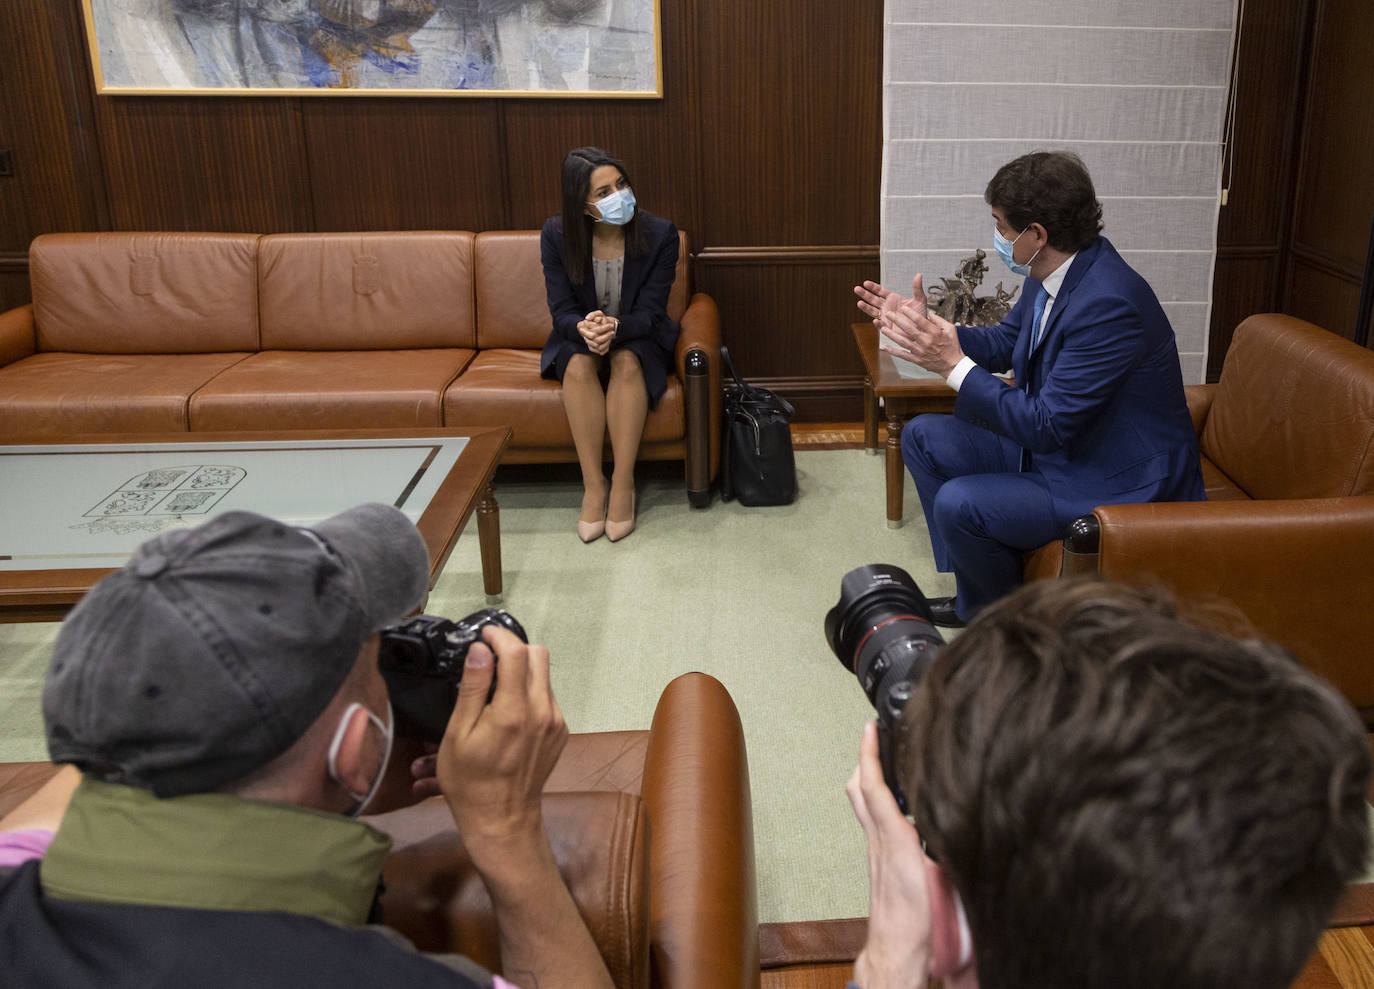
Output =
[{"x1": 0, "y1": 504, "x2": 613, "y2": 989}]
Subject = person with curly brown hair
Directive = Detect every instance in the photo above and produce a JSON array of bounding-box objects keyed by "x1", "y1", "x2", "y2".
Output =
[{"x1": 847, "y1": 579, "x2": 1371, "y2": 989}]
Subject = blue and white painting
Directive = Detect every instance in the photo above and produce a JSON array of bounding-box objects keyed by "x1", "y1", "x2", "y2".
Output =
[{"x1": 83, "y1": 0, "x2": 661, "y2": 95}]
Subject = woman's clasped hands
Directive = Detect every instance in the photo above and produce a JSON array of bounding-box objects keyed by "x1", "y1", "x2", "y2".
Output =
[{"x1": 577, "y1": 310, "x2": 619, "y2": 356}]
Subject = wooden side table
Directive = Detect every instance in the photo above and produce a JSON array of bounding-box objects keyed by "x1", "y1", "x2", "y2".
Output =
[{"x1": 851, "y1": 322, "x2": 957, "y2": 528}]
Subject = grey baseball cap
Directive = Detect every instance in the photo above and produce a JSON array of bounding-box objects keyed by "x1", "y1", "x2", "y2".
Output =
[{"x1": 43, "y1": 503, "x2": 429, "y2": 797}]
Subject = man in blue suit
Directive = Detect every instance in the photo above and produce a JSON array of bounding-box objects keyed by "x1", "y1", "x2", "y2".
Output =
[{"x1": 855, "y1": 152, "x2": 1204, "y2": 627}]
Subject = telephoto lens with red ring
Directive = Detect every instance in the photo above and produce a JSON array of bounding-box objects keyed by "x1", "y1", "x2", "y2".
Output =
[{"x1": 825, "y1": 565, "x2": 943, "y2": 813}]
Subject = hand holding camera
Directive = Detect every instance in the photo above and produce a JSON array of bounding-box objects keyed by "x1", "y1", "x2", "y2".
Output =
[
  {"x1": 380, "y1": 608, "x2": 568, "y2": 850},
  {"x1": 846, "y1": 720, "x2": 935, "y2": 989},
  {"x1": 432, "y1": 622, "x2": 568, "y2": 854},
  {"x1": 379, "y1": 608, "x2": 527, "y2": 742}
]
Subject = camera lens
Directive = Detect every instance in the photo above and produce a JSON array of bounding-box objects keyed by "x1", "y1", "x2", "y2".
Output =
[
  {"x1": 825, "y1": 564, "x2": 942, "y2": 709},
  {"x1": 825, "y1": 564, "x2": 944, "y2": 813}
]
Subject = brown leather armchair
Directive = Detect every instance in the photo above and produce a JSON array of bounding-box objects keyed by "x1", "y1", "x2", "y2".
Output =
[
  {"x1": 0, "y1": 673, "x2": 759, "y2": 989},
  {"x1": 1025, "y1": 314, "x2": 1374, "y2": 717}
]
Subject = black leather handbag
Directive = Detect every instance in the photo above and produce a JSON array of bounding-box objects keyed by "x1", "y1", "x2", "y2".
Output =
[{"x1": 720, "y1": 346, "x2": 797, "y2": 506}]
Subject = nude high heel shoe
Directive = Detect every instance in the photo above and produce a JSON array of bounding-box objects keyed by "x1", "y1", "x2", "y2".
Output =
[
  {"x1": 577, "y1": 515, "x2": 606, "y2": 542},
  {"x1": 605, "y1": 492, "x2": 636, "y2": 542},
  {"x1": 577, "y1": 492, "x2": 607, "y2": 542}
]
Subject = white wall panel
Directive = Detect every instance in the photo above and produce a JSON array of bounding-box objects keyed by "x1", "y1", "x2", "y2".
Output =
[
  {"x1": 887, "y1": 84, "x2": 1228, "y2": 143},
  {"x1": 886, "y1": 26, "x2": 1233, "y2": 87},
  {"x1": 880, "y1": 0, "x2": 1238, "y2": 382},
  {"x1": 889, "y1": 0, "x2": 1234, "y2": 30},
  {"x1": 886, "y1": 141, "x2": 1223, "y2": 197}
]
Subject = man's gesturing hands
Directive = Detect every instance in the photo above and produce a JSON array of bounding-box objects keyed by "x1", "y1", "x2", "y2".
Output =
[{"x1": 854, "y1": 274, "x2": 965, "y2": 379}]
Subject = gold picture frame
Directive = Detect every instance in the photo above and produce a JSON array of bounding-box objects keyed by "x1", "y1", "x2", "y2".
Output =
[{"x1": 81, "y1": 0, "x2": 663, "y2": 98}]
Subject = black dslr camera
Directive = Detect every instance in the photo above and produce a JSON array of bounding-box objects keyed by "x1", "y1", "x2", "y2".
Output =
[
  {"x1": 825, "y1": 564, "x2": 945, "y2": 813},
  {"x1": 378, "y1": 609, "x2": 527, "y2": 742}
]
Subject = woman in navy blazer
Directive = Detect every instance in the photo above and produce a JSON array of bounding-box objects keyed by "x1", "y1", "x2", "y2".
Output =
[{"x1": 540, "y1": 147, "x2": 681, "y2": 543}]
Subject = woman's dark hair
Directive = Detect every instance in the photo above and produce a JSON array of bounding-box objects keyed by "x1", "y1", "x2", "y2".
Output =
[
  {"x1": 560, "y1": 146, "x2": 647, "y2": 285},
  {"x1": 984, "y1": 151, "x2": 1104, "y2": 253}
]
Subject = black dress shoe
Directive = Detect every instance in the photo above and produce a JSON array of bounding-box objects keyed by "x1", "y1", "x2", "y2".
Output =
[{"x1": 926, "y1": 596, "x2": 966, "y2": 629}]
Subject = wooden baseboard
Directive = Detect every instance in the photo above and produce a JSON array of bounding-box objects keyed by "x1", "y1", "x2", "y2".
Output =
[{"x1": 791, "y1": 422, "x2": 864, "y2": 449}]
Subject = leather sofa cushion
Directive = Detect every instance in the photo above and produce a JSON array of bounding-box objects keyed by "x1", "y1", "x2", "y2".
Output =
[
  {"x1": 0, "y1": 352, "x2": 252, "y2": 435},
  {"x1": 1201, "y1": 314, "x2": 1374, "y2": 499},
  {"x1": 377, "y1": 791, "x2": 651, "y2": 989},
  {"x1": 472, "y1": 231, "x2": 690, "y2": 351},
  {"x1": 473, "y1": 232, "x2": 559, "y2": 351},
  {"x1": 258, "y1": 232, "x2": 477, "y2": 351},
  {"x1": 188, "y1": 349, "x2": 474, "y2": 431},
  {"x1": 443, "y1": 350, "x2": 683, "y2": 447},
  {"x1": 30, "y1": 233, "x2": 260, "y2": 354}
]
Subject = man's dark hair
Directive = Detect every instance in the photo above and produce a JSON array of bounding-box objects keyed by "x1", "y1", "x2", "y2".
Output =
[
  {"x1": 985, "y1": 151, "x2": 1104, "y2": 253},
  {"x1": 898, "y1": 579, "x2": 1370, "y2": 989},
  {"x1": 559, "y1": 146, "x2": 648, "y2": 285}
]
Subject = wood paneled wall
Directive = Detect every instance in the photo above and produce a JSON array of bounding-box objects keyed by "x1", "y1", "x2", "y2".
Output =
[
  {"x1": 1210, "y1": 0, "x2": 1374, "y2": 373},
  {"x1": 1, "y1": 0, "x2": 1369, "y2": 418},
  {"x1": 1284, "y1": 0, "x2": 1374, "y2": 344},
  {"x1": 1207, "y1": 0, "x2": 1312, "y2": 377}
]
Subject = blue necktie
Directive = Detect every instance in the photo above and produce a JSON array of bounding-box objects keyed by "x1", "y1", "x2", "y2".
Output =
[
  {"x1": 1019, "y1": 286, "x2": 1049, "y2": 472},
  {"x1": 1028, "y1": 286, "x2": 1049, "y2": 356}
]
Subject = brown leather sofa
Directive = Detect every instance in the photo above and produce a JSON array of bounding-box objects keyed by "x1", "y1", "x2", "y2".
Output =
[
  {"x1": 0, "y1": 232, "x2": 721, "y2": 505},
  {"x1": 0, "y1": 672, "x2": 759, "y2": 989},
  {"x1": 1027, "y1": 314, "x2": 1374, "y2": 718}
]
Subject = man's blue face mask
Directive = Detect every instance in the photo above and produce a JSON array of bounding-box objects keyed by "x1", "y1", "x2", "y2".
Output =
[{"x1": 994, "y1": 225, "x2": 1040, "y2": 277}]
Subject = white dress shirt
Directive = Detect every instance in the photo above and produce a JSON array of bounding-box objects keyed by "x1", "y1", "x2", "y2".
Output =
[{"x1": 946, "y1": 252, "x2": 1077, "y2": 391}]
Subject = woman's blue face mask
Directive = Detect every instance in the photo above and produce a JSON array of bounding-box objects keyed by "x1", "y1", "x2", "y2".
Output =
[{"x1": 588, "y1": 188, "x2": 637, "y2": 226}]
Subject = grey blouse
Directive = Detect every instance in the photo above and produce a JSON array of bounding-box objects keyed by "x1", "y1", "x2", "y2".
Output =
[{"x1": 592, "y1": 255, "x2": 624, "y2": 317}]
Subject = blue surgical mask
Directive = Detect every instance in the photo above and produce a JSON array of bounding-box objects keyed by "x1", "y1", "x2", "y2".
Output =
[
  {"x1": 994, "y1": 225, "x2": 1040, "y2": 276},
  {"x1": 589, "y1": 188, "x2": 636, "y2": 226}
]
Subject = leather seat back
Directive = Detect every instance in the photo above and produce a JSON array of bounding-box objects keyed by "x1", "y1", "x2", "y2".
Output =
[
  {"x1": 378, "y1": 792, "x2": 651, "y2": 989},
  {"x1": 258, "y1": 232, "x2": 477, "y2": 350},
  {"x1": 29, "y1": 233, "x2": 261, "y2": 354},
  {"x1": 1201, "y1": 314, "x2": 1374, "y2": 500},
  {"x1": 474, "y1": 230, "x2": 690, "y2": 351}
]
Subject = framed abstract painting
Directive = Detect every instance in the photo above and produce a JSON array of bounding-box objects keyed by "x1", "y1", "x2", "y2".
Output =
[{"x1": 81, "y1": 0, "x2": 663, "y2": 97}]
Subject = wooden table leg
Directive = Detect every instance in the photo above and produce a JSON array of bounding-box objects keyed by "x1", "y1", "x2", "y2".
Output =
[
  {"x1": 477, "y1": 483, "x2": 503, "y2": 604},
  {"x1": 885, "y1": 414, "x2": 905, "y2": 528},
  {"x1": 863, "y1": 375, "x2": 878, "y2": 455}
]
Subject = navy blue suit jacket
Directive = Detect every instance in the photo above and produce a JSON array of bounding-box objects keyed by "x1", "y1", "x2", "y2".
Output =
[
  {"x1": 954, "y1": 236, "x2": 1204, "y2": 520},
  {"x1": 539, "y1": 212, "x2": 681, "y2": 390}
]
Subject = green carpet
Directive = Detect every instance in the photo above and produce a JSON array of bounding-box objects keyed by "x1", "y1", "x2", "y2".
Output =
[
  {"x1": 7, "y1": 449, "x2": 1374, "y2": 922},
  {"x1": 0, "y1": 449, "x2": 943, "y2": 923}
]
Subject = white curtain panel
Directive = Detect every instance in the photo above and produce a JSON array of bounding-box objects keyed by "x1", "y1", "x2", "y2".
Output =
[{"x1": 881, "y1": 0, "x2": 1239, "y2": 383}]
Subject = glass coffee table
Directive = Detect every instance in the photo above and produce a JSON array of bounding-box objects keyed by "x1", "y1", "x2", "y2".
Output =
[{"x1": 0, "y1": 427, "x2": 511, "y2": 622}]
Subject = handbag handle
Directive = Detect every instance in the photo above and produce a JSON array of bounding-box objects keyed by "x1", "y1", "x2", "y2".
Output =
[{"x1": 720, "y1": 346, "x2": 796, "y2": 419}]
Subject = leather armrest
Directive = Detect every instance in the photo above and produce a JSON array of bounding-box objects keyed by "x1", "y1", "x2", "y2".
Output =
[
  {"x1": 377, "y1": 791, "x2": 651, "y2": 989},
  {"x1": 1183, "y1": 382, "x2": 1215, "y2": 437},
  {"x1": 677, "y1": 293, "x2": 723, "y2": 480},
  {"x1": 1093, "y1": 496, "x2": 1374, "y2": 709},
  {"x1": 0, "y1": 304, "x2": 36, "y2": 368},
  {"x1": 641, "y1": 672, "x2": 759, "y2": 989}
]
